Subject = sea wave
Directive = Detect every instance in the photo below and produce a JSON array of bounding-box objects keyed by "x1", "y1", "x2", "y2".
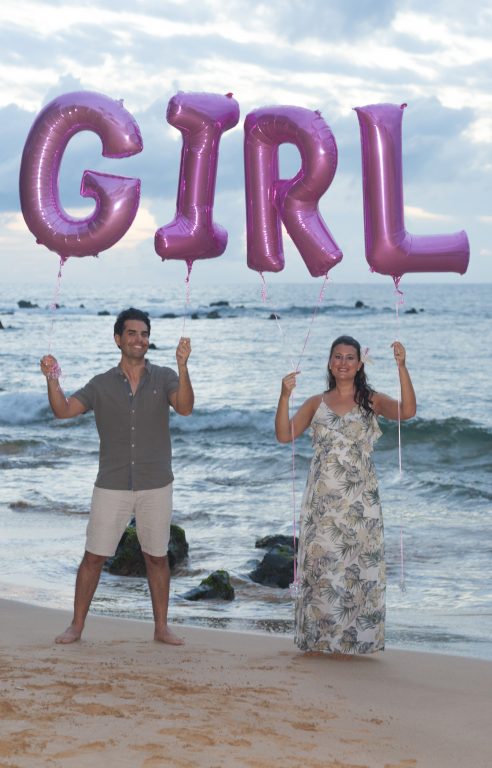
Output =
[
  {"x1": 379, "y1": 417, "x2": 492, "y2": 451},
  {"x1": 170, "y1": 406, "x2": 276, "y2": 433},
  {"x1": 0, "y1": 391, "x2": 51, "y2": 425}
]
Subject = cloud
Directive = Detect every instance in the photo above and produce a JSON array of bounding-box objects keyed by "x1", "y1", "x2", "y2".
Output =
[{"x1": 405, "y1": 205, "x2": 451, "y2": 221}]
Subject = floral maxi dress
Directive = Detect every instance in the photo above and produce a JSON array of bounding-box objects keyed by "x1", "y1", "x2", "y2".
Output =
[{"x1": 295, "y1": 400, "x2": 385, "y2": 654}]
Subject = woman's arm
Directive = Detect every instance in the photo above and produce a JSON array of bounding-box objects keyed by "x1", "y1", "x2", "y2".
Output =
[
  {"x1": 372, "y1": 342, "x2": 417, "y2": 421},
  {"x1": 275, "y1": 372, "x2": 319, "y2": 442}
]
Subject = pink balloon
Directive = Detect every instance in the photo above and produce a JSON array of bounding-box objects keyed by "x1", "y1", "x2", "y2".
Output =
[
  {"x1": 155, "y1": 91, "x2": 240, "y2": 269},
  {"x1": 244, "y1": 106, "x2": 342, "y2": 278},
  {"x1": 355, "y1": 103, "x2": 469, "y2": 279},
  {"x1": 19, "y1": 91, "x2": 142, "y2": 259}
]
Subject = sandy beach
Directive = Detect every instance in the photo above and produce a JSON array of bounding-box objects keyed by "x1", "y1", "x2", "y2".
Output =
[{"x1": 0, "y1": 598, "x2": 490, "y2": 767}]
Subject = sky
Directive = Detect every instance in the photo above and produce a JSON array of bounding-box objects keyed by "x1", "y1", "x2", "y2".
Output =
[{"x1": 1, "y1": 0, "x2": 491, "y2": 287}]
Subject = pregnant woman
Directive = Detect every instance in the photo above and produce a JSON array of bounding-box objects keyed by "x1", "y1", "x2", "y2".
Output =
[{"x1": 275, "y1": 335, "x2": 416, "y2": 655}]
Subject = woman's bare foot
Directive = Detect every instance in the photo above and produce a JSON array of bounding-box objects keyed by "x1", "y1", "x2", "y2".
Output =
[
  {"x1": 154, "y1": 626, "x2": 184, "y2": 645},
  {"x1": 303, "y1": 650, "x2": 353, "y2": 660},
  {"x1": 55, "y1": 624, "x2": 83, "y2": 644}
]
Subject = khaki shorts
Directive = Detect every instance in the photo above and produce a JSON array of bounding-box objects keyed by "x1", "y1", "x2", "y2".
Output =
[{"x1": 86, "y1": 485, "x2": 173, "y2": 557}]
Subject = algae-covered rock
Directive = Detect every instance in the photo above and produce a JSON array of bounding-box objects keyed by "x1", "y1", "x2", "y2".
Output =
[
  {"x1": 250, "y1": 534, "x2": 297, "y2": 589},
  {"x1": 182, "y1": 569, "x2": 235, "y2": 601},
  {"x1": 255, "y1": 534, "x2": 296, "y2": 551},
  {"x1": 105, "y1": 519, "x2": 188, "y2": 576}
]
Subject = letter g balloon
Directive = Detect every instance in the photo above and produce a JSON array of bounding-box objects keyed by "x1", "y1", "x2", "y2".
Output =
[{"x1": 19, "y1": 91, "x2": 143, "y2": 260}]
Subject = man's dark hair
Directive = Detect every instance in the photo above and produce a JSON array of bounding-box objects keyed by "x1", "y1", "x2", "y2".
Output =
[{"x1": 114, "y1": 308, "x2": 151, "y2": 337}]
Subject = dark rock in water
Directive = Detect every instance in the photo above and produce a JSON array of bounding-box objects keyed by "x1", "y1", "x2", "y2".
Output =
[
  {"x1": 182, "y1": 570, "x2": 234, "y2": 601},
  {"x1": 105, "y1": 519, "x2": 188, "y2": 576},
  {"x1": 210, "y1": 300, "x2": 229, "y2": 307},
  {"x1": 405, "y1": 307, "x2": 418, "y2": 314},
  {"x1": 148, "y1": 342, "x2": 157, "y2": 350},
  {"x1": 255, "y1": 534, "x2": 297, "y2": 551},
  {"x1": 250, "y1": 534, "x2": 297, "y2": 589},
  {"x1": 268, "y1": 313, "x2": 280, "y2": 320},
  {"x1": 206, "y1": 309, "x2": 221, "y2": 319},
  {"x1": 106, "y1": 523, "x2": 146, "y2": 576},
  {"x1": 0, "y1": 320, "x2": 4, "y2": 330},
  {"x1": 250, "y1": 548, "x2": 295, "y2": 589},
  {"x1": 18, "y1": 300, "x2": 39, "y2": 309},
  {"x1": 191, "y1": 313, "x2": 199, "y2": 320},
  {"x1": 9, "y1": 500, "x2": 30, "y2": 510},
  {"x1": 98, "y1": 310, "x2": 110, "y2": 316},
  {"x1": 354, "y1": 300, "x2": 366, "y2": 309},
  {"x1": 160, "y1": 313, "x2": 177, "y2": 318},
  {"x1": 167, "y1": 524, "x2": 189, "y2": 569},
  {"x1": 79, "y1": 304, "x2": 85, "y2": 308}
]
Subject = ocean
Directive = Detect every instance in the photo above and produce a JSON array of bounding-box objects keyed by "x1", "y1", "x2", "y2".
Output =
[{"x1": 1, "y1": 278, "x2": 491, "y2": 659}]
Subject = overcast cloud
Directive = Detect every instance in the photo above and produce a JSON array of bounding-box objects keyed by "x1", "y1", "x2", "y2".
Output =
[{"x1": 1, "y1": 0, "x2": 491, "y2": 286}]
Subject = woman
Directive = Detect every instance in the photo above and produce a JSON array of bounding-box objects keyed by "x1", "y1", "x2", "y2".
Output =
[{"x1": 275, "y1": 336, "x2": 416, "y2": 655}]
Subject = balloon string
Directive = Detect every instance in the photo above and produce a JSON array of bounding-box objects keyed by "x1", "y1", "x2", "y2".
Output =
[
  {"x1": 47, "y1": 257, "x2": 66, "y2": 356},
  {"x1": 259, "y1": 273, "x2": 296, "y2": 369},
  {"x1": 290, "y1": 390, "x2": 298, "y2": 592},
  {"x1": 295, "y1": 274, "x2": 329, "y2": 371},
  {"x1": 182, "y1": 260, "x2": 193, "y2": 337},
  {"x1": 393, "y1": 277, "x2": 406, "y2": 592},
  {"x1": 261, "y1": 274, "x2": 329, "y2": 597}
]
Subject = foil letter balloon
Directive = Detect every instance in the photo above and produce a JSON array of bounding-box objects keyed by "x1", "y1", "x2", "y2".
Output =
[
  {"x1": 19, "y1": 91, "x2": 143, "y2": 259},
  {"x1": 244, "y1": 106, "x2": 342, "y2": 277},
  {"x1": 355, "y1": 103, "x2": 469, "y2": 279},
  {"x1": 155, "y1": 91, "x2": 240, "y2": 268}
]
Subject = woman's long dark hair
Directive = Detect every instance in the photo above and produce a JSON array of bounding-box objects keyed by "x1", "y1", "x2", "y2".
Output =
[{"x1": 326, "y1": 335, "x2": 374, "y2": 415}]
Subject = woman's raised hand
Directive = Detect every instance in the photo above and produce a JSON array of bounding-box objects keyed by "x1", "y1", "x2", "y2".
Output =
[
  {"x1": 281, "y1": 371, "x2": 299, "y2": 397},
  {"x1": 391, "y1": 341, "x2": 407, "y2": 368}
]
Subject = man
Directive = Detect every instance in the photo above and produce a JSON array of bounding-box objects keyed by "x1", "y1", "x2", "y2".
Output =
[{"x1": 40, "y1": 307, "x2": 194, "y2": 645}]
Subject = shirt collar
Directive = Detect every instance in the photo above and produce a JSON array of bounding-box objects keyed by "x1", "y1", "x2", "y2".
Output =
[{"x1": 116, "y1": 359, "x2": 151, "y2": 378}]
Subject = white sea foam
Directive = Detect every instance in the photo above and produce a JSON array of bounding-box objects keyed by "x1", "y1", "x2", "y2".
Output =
[{"x1": 0, "y1": 391, "x2": 50, "y2": 425}]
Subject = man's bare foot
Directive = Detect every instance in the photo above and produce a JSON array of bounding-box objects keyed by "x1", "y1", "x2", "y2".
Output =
[
  {"x1": 55, "y1": 625, "x2": 83, "y2": 644},
  {"x1": 154, "y1": 626, "x2": 184, "y2": 645}
]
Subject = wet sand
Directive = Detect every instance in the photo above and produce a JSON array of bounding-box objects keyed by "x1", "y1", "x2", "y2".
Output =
[{"x1": 0, "y1": 598, "x2": 490, "y2": 767}]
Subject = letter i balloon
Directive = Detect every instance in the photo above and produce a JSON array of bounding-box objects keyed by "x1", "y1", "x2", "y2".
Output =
[{"x1": 155, "y1": 91, "x2": 240, "y2": 278}]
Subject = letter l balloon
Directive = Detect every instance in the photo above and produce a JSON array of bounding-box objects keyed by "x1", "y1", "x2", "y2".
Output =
[{"x1": 355, "y1": 103, "x2": 469, "y2": 279}]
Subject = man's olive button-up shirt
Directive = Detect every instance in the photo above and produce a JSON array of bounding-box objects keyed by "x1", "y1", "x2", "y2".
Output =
[{"x1": 73, "y1": 360, "x2": 179, "y2": 491}]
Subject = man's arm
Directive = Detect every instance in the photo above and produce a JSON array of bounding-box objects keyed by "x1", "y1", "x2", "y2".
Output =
[
  {"x1": 168, "y1": 338, "x2": 194, "y2": 416},
  {"x1": 40, "y1": 355, "x2": 87, "y2": 419}
]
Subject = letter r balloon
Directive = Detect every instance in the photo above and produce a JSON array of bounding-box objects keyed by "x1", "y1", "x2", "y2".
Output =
[
  {"x1": 355, "y1": 103, "x2": 469, "y2": 280},
  {"x1": 19, "y1": 91, "x2": 143, "y2": 260},
  {"x1": 155, "y1": 91, "x2": 240, "y2": 269},
  {"x1": 244, "y1": 106, "x2": 343, "y2": 278}
]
